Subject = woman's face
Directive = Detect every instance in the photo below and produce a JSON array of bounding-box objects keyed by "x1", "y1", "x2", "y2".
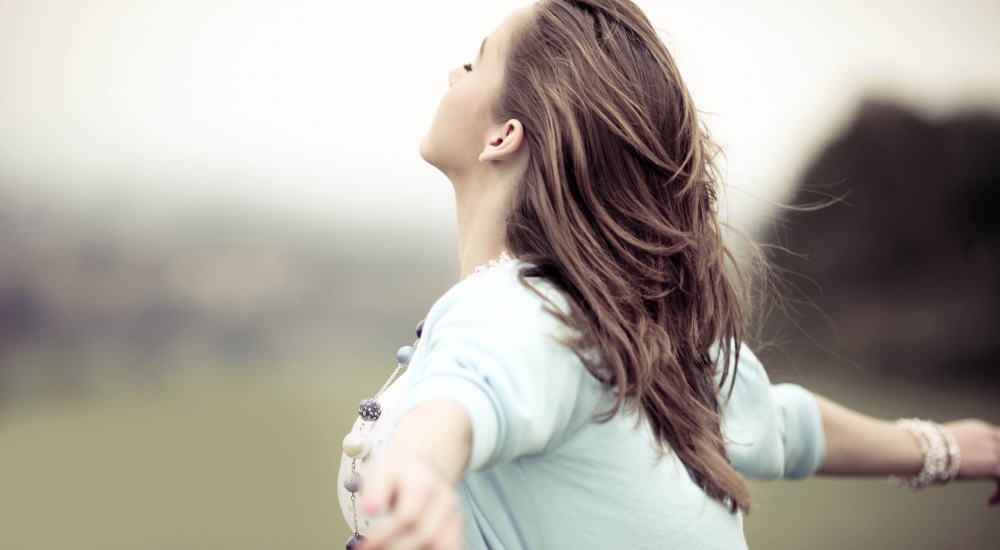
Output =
[{"x1": 419, "y1": 7, "x2": 531, "y2": 176}]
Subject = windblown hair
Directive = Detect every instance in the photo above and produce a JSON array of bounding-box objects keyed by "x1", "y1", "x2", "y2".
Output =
[{"x1": 497, "y1": 0, "x2": 757, "y2": 513}]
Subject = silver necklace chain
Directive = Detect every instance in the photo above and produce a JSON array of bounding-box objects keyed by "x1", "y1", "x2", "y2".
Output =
[
  {"x1": 375, "y1": 337, "x2": 419, "y2": 400},
  {"x1": 373, "y1": 250, "x2": 514, "y2": 398}
]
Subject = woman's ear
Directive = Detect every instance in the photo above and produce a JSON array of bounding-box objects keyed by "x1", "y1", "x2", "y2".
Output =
[{"x1": 479, "y1": 119, "x2": 526, "y2": 163}]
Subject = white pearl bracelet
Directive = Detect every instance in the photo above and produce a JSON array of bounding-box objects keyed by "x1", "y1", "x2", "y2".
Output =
[{"x1": 888, "y1": 418, "x2": 961, "y2": 490}]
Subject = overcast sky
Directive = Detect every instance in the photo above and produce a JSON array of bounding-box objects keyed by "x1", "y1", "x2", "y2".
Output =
[{"x1": 1, "y1": 0, "x2": 999, "y2": 233}]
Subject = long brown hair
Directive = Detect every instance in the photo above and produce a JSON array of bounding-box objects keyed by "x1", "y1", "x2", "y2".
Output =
[{"x1": 497, "y1": 0, "x2": 756, "y2": 513}]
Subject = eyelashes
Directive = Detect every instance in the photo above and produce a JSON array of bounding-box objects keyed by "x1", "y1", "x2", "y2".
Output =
[{"x1": 463, "y1": 63, "x2": 472, "y2": 72}]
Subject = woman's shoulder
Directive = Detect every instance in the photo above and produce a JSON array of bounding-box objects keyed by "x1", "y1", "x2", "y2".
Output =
[
  {"x1": 425, "y1": 259, "x2": 572, "y2": 335},
  {"x1": 405, "y1": 259, "x2": 600, "y2": 474}
]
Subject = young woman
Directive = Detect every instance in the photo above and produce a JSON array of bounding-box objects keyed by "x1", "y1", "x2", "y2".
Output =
[{"x1": 339, "y1": 1, "x2": 1000, "y2": 548}]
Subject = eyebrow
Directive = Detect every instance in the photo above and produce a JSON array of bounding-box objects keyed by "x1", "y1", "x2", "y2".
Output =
[{"x1": 478, "y1": 37, "x2": 487, "y2": 60}]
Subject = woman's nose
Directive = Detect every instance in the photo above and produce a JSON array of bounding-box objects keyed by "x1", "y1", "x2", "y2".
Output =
[{"x1": 447, "y1": 66, "x2": 464, "y2": 88}]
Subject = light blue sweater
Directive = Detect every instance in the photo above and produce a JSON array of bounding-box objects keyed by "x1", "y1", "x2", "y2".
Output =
[{"x1": 401, "y1": 260, "x2": 826, "y2": 549}]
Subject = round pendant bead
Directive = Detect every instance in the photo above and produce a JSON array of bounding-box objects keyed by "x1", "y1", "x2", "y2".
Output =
[
  {"x1": 342, "y1": 432, "x2": 371, "y2": 459},
  {"x1": 397, "y1": 345, "x2": 415, "y2": 366},
  {"x1": 346, "y1": 534, "x2": 366, "y2": 549},
  {"x1": 416, "y1": 319, "x2": 425, "y2": 338},
  {"x1": 358, "y1": 398, "x2": 381, "y2": 421},
  {"x1": 343, "y1": 471, "x2": 363, "y2": 493}
]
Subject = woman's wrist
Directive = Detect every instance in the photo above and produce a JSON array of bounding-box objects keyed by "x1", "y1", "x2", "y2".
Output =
[
  {"x1": 888, "y1": 418, "x2": 962, "y2": 490},
  {"x1": 815, "y1": 394, "x2": 925, "y2": 476},
  {"x1": 874, "y1": 419, "x2": 927, "y2": 475},
  {"x1": 386, "y1": 399, "x2": 473, "y2": 486},
  {"x1": 384, "y1": 445, "x2": 458, "y2": 486}
]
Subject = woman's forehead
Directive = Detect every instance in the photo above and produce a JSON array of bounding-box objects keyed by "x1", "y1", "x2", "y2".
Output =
[{"x1": 482, "y1": 5, "x2": 535, "y2": 63}]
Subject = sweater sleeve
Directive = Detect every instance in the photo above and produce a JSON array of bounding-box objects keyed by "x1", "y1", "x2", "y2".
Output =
[
  {"x1": 399, "y1": 269, "x2": 588, "y2": 474},
  {"x1": 716, "y1": 344, "x2": 827, "y2": 480}
]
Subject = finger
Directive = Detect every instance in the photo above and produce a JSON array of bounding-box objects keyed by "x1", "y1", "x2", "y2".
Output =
[
  {"x1": 361, "y1": 467, "x2": 398, "y2": 516},
  {"x1": 436, "y1": 516, "x2": 464, "y2": 550},
  {"x1": 364, "y1": 480, "x2": 434, "y2": 549},
  {"x1": 379, "y1": 531, "x2": 424, "y2": 550},
  {"x1": 390, "y1": 513, "x2": 460, "y2": 550},
  {"x1": 411, "y1": 492, "x2": 457, "y2": 549},
  {"x1": 365, "y1": 497, "x2": 451, "y2": 550},
  {"x1": 361, "y1": 515, "x2": 406, "y2": 550}
]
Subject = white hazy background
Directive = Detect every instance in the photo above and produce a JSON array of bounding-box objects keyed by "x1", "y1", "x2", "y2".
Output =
[{"x1": 1, "y1": 0, "x2": 1000, "y2": 232}]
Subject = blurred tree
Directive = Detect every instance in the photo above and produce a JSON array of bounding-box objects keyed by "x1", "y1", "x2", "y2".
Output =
[{"x1": 767, "y1": 100, "x2": 1000, "y2": 383}]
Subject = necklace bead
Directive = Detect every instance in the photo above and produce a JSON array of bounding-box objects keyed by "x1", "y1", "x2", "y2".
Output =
[
  {"x1": 343, "y1": 432, "x2": 371, "y2": 459},
  {"x1": 358, "y1": 398, "x2": 381, "y2": 421},
  {"x1": 397, "y1": 345, "x2": 415, "y2": 367},
  {"x1": 343, "y1": 471, "x2": 363, "y2": 493}
]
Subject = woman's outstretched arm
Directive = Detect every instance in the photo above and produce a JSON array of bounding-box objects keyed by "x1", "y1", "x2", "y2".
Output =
[
  {"x1": 358, "y1": 399, "x2": 471, "y2": 550},
  {"x1": 812, "y1": 392, "x2": 1000, "y2": 504},
  {"x1": 355, "y1": 269, "x2": 591, "y2": 550}
]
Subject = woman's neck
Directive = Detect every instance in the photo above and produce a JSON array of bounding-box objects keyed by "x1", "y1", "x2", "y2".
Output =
[{"x1": 450, "y1": 167, "x2": 519, "y2": 280}]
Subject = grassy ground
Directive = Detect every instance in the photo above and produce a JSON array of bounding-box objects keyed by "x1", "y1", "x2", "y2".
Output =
[{"x1": 0, "y1": 363, "x2": 996, "y2": 550}]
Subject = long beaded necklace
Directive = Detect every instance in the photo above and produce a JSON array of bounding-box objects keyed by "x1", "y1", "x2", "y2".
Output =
[{"x1": 340, "y1": 251, "x2": 514, "y2": 549}]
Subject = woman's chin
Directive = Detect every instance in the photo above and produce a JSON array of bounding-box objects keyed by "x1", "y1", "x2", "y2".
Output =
[
  {"x1": 418, "y1": 136, "x2": 436, "y2": 165},
  {"x1": 418, "y1": 138, "x2": 448, "y2": 173}
]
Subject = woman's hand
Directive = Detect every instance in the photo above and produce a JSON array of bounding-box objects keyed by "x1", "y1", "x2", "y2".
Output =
[
  {"x1": 941, "y1": 419, "x2": 1000, "y2": 505},
  {"x1": 354, "y1": 398, "x2": 473, "y2": 550},
  {"x1": 356, "y1": 453, "x2": 464, "y2": 550},
  {"x1": 813, "y1": 394, "x2": 1000, "y2": 505}
]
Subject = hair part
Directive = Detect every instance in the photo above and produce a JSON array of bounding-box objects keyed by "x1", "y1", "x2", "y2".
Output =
[{"x1": 495, "y1": 0, "x2": 766, "y2": 513}]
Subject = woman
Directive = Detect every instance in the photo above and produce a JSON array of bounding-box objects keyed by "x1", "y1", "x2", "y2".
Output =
[{"x1": 345, "y1": 1, "x2": 1000, "y2": 548}]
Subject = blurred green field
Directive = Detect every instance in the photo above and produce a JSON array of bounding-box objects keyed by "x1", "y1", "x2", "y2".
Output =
[{"x1": 0, "y1": 361, "x2": 996, "y2": 550}]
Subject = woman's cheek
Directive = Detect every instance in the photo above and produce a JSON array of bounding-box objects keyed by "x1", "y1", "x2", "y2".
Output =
[
  {"x1": 420, "y1": 94, "x2": 467, "y2": 167},
  {"x1": 421, "y1": 83, "x2": 491, "y2": 168}
]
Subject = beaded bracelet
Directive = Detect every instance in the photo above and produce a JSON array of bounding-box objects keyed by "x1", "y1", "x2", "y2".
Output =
[
  {"x1": 888, "y1": 418, "x2": 961, "y2": 490},
  {"x1": 935, "y1": 422, "x2": 962, "y2": 481}
]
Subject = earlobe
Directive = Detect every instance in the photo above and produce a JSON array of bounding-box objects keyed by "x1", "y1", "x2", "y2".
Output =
[{"x1": 479, "y1": 119, "x2": 525, "y2": 163}]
